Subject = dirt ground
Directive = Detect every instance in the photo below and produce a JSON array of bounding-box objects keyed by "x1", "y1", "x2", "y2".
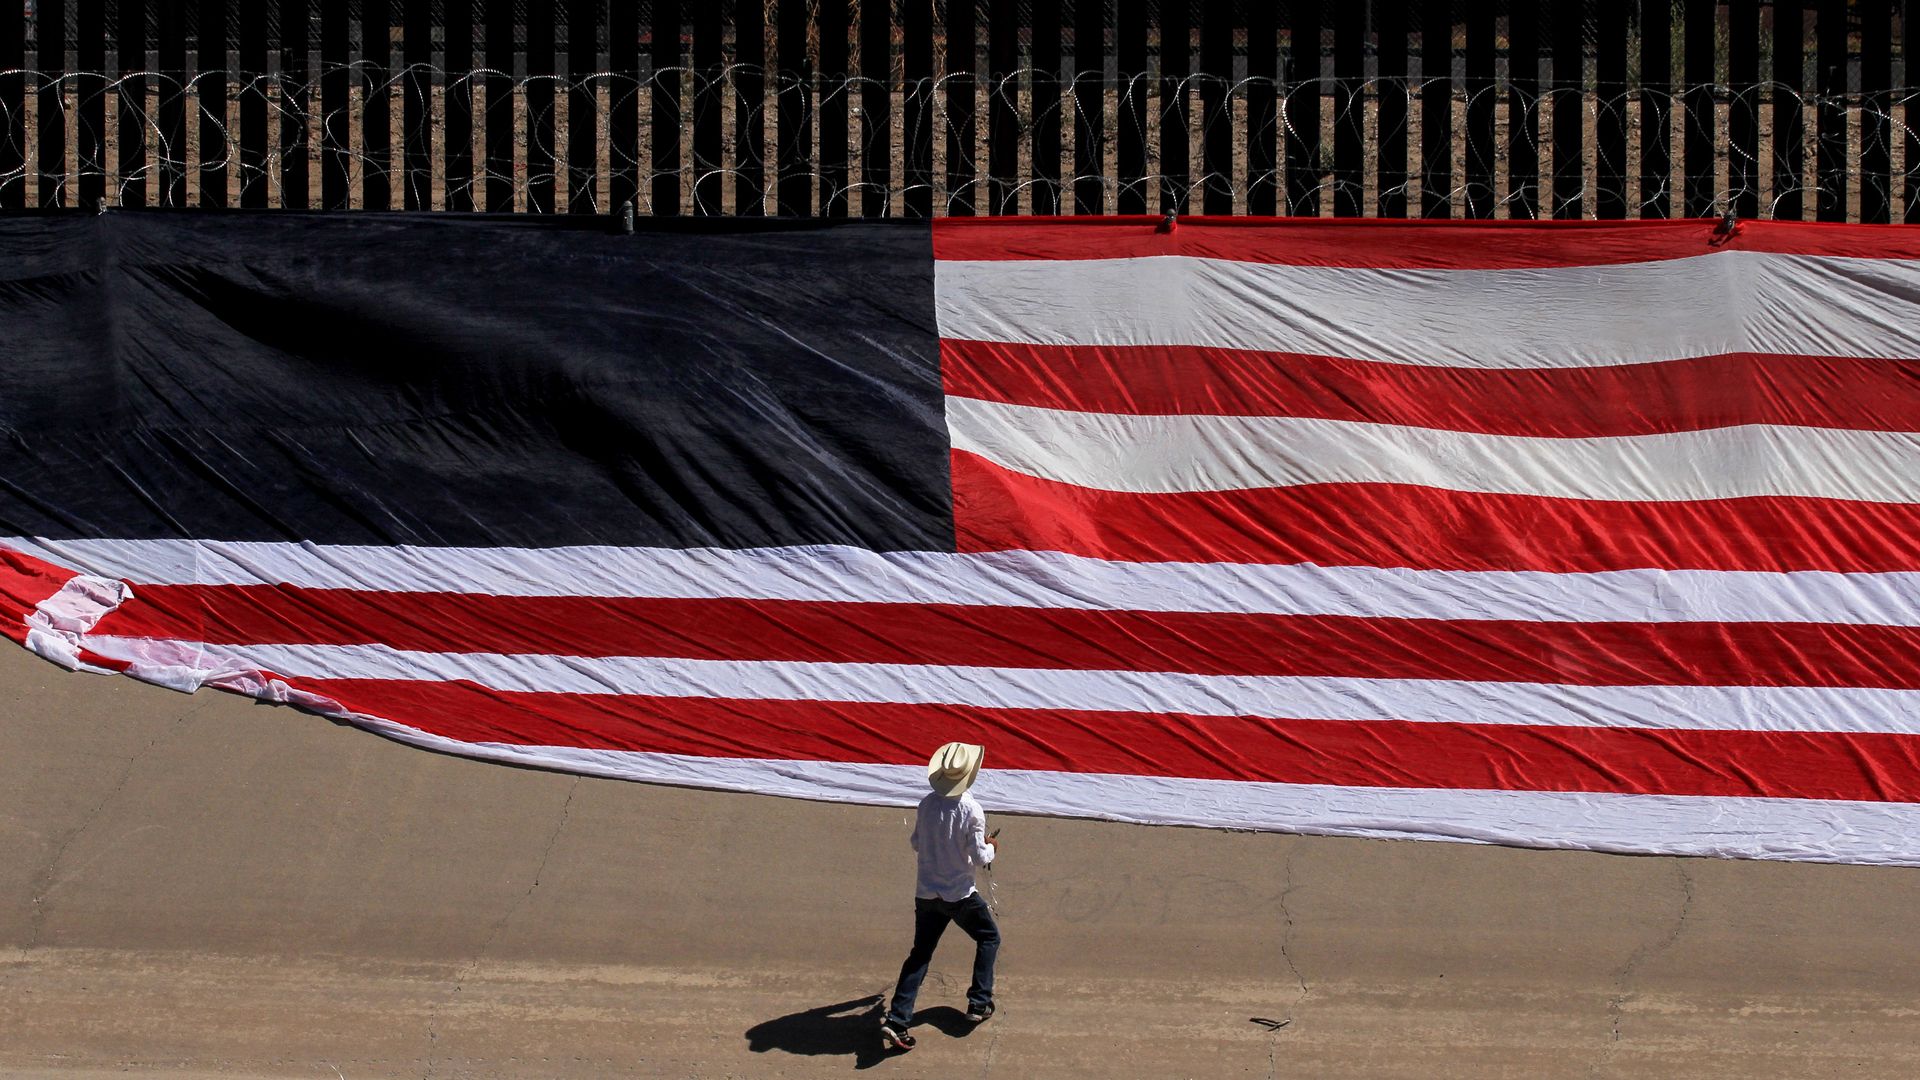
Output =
[{"x1": 4, "y1": 639, "x2": 1920, "y2": 1078}]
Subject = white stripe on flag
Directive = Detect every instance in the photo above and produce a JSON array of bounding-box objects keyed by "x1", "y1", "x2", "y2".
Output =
[
  {"x1": 946, "y1": 396, "x2": 1920, "y2": 503},
  {"x1": 934, "y1": 251, "x2": 1920, "y2": 368},
  {"x1": 75, "y1": 634, "x2": 1920, "y2": 737},
  {"x1": 337, "y1": 723, "x2": 1920, "y2": 868},
  {"x1": 11, "y1": 537, "x2": 1920, "y2": 626}
]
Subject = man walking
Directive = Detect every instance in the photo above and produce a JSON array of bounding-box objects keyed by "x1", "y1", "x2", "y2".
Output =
[{"x1": 879, "y1": 742, "x2": 1001, "y2": 1052}]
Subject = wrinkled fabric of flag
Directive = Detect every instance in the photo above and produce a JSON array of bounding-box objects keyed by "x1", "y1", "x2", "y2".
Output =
[{"x1": 6, "y1": 211, "x2": 1920, "y2": 866}]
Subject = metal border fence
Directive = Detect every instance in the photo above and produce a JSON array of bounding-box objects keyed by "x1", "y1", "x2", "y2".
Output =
[{"x1": 1, "y1": 1, "x2": 1914, "y2": 221}]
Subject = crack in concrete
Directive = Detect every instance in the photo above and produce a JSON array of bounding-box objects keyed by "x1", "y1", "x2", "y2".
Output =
[
  {"x1": 1590, "y1": 859, "x2": 1696, "y2": 1078},
  {"x1": 978, "y1": 1028, "x2": 1001, "y2": 1078},
  {"x1": 1277, "y1": 842, "x2": 1310, "y2": 1006},
  {"x1": 18, "y1": 700, "x2": 208, "y2": 957},
  {"x1": 422, "y1": 776, "x2": 580, "y2": 1080},
  {"x1": 1260, "y1": 840, "x2": 1310, "y2": 1080}
]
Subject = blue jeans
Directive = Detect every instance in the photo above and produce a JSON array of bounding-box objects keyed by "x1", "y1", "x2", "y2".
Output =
[{"x1": 884, "y1": 892, "x2": 1000, "y2": 1026}]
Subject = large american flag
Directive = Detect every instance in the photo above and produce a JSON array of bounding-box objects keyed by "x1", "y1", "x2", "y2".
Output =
[{"x1": 4, "y1": 212, "x2": 1920, "y2": 865}]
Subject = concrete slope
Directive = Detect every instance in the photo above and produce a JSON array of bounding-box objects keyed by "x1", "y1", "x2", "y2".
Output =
[{"x1": 4, "y1": 642, "x2": 1919, "y2": 1079}]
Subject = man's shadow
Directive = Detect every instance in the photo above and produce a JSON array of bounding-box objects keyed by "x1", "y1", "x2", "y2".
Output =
[{"x1": 745, "y1": 996, "x2": 979, "y2": 1070}]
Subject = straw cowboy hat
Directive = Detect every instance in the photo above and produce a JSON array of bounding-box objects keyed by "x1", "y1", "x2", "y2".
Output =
[{"x1": 927, "y1": 742, "x2": 985, "y2": 798}]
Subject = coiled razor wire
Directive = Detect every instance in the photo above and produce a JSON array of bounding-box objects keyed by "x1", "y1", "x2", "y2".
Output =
[{"x1": 2, "y1": 65, "x2": 1915, "y2": 220}]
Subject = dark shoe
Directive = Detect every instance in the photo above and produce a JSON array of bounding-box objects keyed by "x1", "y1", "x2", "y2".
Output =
[
  {"x1": 880, "y1": 1021, "x2": 917, "y2": 1051},
  {"x1": 965, "y1": 1002, "x2": 996, "y2": 1024}
]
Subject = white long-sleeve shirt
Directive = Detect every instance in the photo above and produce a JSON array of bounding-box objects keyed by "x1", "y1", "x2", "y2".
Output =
[{"x1": 910, "y1": 791, "x2": 995, "y2": 901}]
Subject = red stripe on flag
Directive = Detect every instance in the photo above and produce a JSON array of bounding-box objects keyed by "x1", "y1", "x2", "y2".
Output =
[
  {"x1": 952, "y1": 450, "x2": 1920, "y2": 574},
  {"x1": 94, "y1": 582, "x2": 1920, "y2": 690},
  {"x1": 942, "y1": 340, "x2": 1920, "y2": 436},
  {"x1": 300, "y1": 677, "x2": 1920, "y2": 802},
  {"x1": 931, "y1": 216, "x2": 1920, "y2": 267},
  {"x1": 0, "y1": 545, "x2": 79, "y2": 644}
]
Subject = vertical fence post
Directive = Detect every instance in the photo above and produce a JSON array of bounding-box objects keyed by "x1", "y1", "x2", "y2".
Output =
[
  {"x1": 1284, "y1": 0, "x2": 1320, "y2": 216},
  {"x1": 1462, "y1": 0, "x2": 1493, "y2": 218},
  {"x1": 1376, "y1": 0, "x2": 1407, "y2": 217},
  {"x1": 445, "y1": 0, "x2": 474, "y2": 213},
  {"x1": 404, "y1": 0, "x2": 432, "y2": 210},
  {"x1": 988, "y1": 0, "x2": 1018, "y2": 214},
  {"x1": 1073, "y1": 0, "x2": 1105, "y2": 214},
  {"x1": 818, "y1": 0, "x2": 847, "y2": 215},
  {"x1": 1244, "y1": 0, "x2": 1276, "y2": 216},
  {"x1": 1506, "y1": 0, "x2": 1537, "y2": 218},
  {"x1": 776, "y1": 0, "x2": 810, "y2": 216},
  {"x1": 1551, "y1": 0, "x2": 1583, "y2": 219},
  {"x1": 483, "y1": 0, "x2": 512, "y2": 211},
  {"x1": 1637, "y1": 0, "x2": 1669, "y2": 217},
  {"x1": 569, "y1": 0, "x2": 603, "y2": 214},
  {"x1": 1683, "y1": 0, "x2": 1715, "y2": 217},
  {"x1": 649, "y1": 0, "x2": 680, "y2": 215},
  {"x1": 77, "y1": 0, "x2": 104, "y2": 206},
  {"x1": 692, "y1": 0, "x2": 722, "y2": 215},
  {"x1": 1727, "y1": 0, "x2": 1759, "y2": 219},
  {"x1": 944, "y1": 0, "x2": 977, "y2": 216},
  {"x1": 525, "y1": 0, "x2": 554, "y2": 212},
  {"x1": 361, "y1": 0, "x2": 390, "y2": 210},
  {"x1": 1861, "y1": 0, "x2": 1892, "y2": 224},
  {"x1": 1773, "y1": 0, "x2": 1804, "y2": 220},
  {"x1": 1814, "y1": 0, "x2": 1847, "y2": 221},
  {"x1": 199, "y1": 0, "x2": 227, "y2": 208},
  {"x1": 902, "y1": 0, "x2": 931, "y2": 217},
  {"x1": 0, "y1": 0, "x2": 19, "y2": 208},
  {"x1": 117, "y1": 0, "x2": 146, "y2": 207},
  {"x1": 1420, "y1": 0, "x2": 1451, "y2": 218},
  {"x1": 1594, "y1": 0, "x2": 1627, "y2": 219},
  {"x1": 610, "y1": 0, "x2": 638, "y2": 213},
  {"x1": 734, "y1": 0, "x2": 765, "y2": 216},
  {"x1": 159, "y1": 0, "x2": 187, "y2": 207},
  {"x1": 1032, "y1": 0, "x2": 1062, "y2": 215},
  {"x1": 860, "y1": 0, "x2": 891, "y2": 216},
  {"x1": 1333, "y1": 0, "x2": 1364, "y2": 217},
  {"x1": 1114, "y1": 0, "x2": 1145, "y2": 214},
  {"x1": 239, "y1": 0, "x2": 266, "y2": 208},
  {"x1": 1198, "y1": 0, "x2": 1229, "y2": 214},
  {"x1": 39, "y1": 0, "x2": 66, "y2": 207},
  {"x1": 1905, "y1": 0, "x2": 1920, "y2": 221},
  {"x1": 198, "y1": 0, "x2": 228, "y2": 206},
  {"x1": 282, "y1": 1, "x2": 310, "y2": 211},
  {"x1": 321, "y1": 0, "x2": 349, "y2": 209},
  {"x1": 1158, "y1": 0, "x2": 1190, "y2": 214}
]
